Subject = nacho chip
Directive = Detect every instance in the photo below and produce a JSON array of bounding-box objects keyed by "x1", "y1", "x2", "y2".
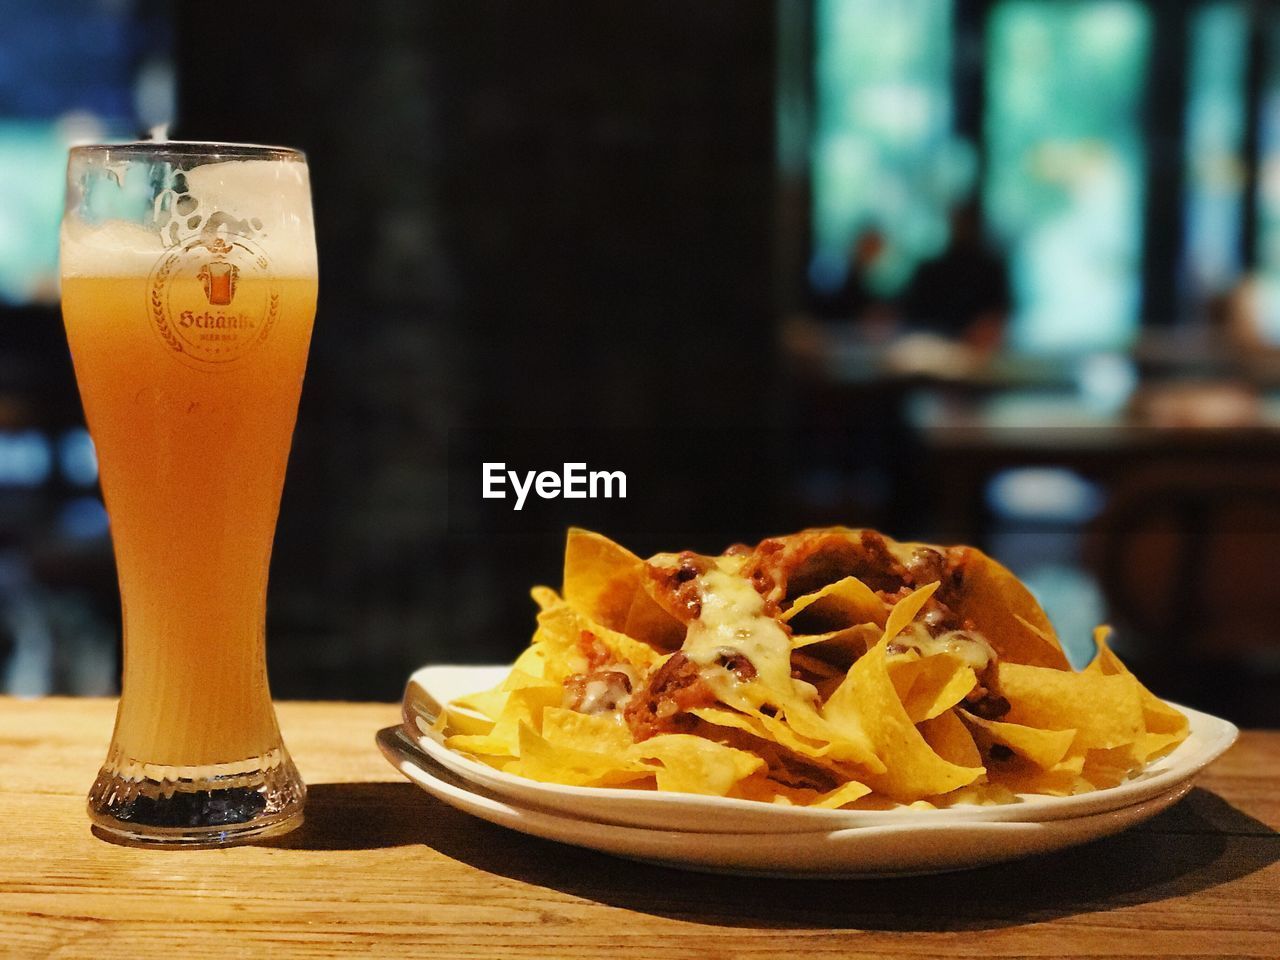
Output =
[
  {"x1": 918, "y1": 709, "x2": 984, "y2": 769},
  {"x1": 622, "y1": 588, "x2": 688, "y2": 651},
  {"x1": 690, "y1": 704, "x2": 881, "y2": 773},
  {"x1": 562, "y1": 528, "x2": 647, "y2": 630},
  {"x1": 945, "y1": 546, "x2": 1071, "y2": 669},
  {"x1": 445, "y1": 682, "x2": 563, "y2": 758},
  {"x1": 783, "y1": 576, "x2": 886, "y2": 632},
  {"x1": 508, "y1": 722, "x2": 652, "y2": 787},
  {"x1": 1080, "y1": 742, "x2": 1143, "y2": 790},
  {"x1": 531, "y1": 585, "x2": 560, "y2": 612},
  {"x1": 782, "y1": 700, "x2": 884, "y2": 770},
  {"x1": 790, "y1": 622, "x2": 879, "y2": 672},
  {"x1": 445, "y1": 527, "x2": 1192, "y2": 810},
  {"x1": 510, "y1": 643, "x2": 548, "y2": 680},
  {"x1": 988, "y1": 753, "x2": 1088, "y2": 797},
  {"x1": 883, "y1": 580, "x2": 940, "y2": 640},
  {"x1": 449, "y1": 686, "x2": 509, "y2": 724},
  {"x1": 1086, "y1": 626, "x2": 1189, "y2": 759},
  {"x1": 540, "y1": 707, "x2": 634, "y2": 755},
  {"x1": 632, "y1": 734, "x2": 765, "y2": 796},
  {"x1": 534, "y1": 594, "x2": 663, "y2": 677},
  {"x1": 440, "y1": 705, "x2": 494, "y2": 738},
  {"x1": 732, "y1": 773, "x2": 873, "y2": 808},
  {"x1": 449, "y1": 667, "x2": 553, "y2": 725},
  {"x1": 825, "y1": 601, "x2": 983, "y2": 800},
  {"x1": 887, "y1": 652, "x2": 979, "y2": 723},
  {"x1": 959, "y1": 709, "x2": 1077, "y2": 769},
  {"x1": 810, "y1": 779, "x2": 873, "y2": 809},
  {"x1": 562, "y1": 528, "x2": 685, "y2": 649},
  {"x1": 689, "y1": 705, "x2": 829, "y2": 765},
  {"x1": 996, "y1": 661, "x2": 1144, "y2": 751}
]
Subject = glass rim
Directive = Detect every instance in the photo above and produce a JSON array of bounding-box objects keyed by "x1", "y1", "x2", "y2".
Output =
[{"x1": 68, "y1": 140, "x2": 306, "y2": 162}]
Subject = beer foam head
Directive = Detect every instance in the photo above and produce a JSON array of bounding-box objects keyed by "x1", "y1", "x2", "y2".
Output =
[{"x1": 61, "y1": 156, "x2": 317, "y2": 279}]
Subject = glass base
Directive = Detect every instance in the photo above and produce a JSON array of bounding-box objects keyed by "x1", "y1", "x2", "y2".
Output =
[{"x1": 87, "y1": 747, "x2": 305, "y2": 847}]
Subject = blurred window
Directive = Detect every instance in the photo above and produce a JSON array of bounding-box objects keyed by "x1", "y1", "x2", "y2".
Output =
[
  {"x1": 0, "y1": 430, "x2": 53, "y2": 488},
  {"x1": 984, "y1": 0, "x2": 1152, "y2": 351},
  {"x1": 0, "y1": 0, "x2": 171, "y2": 306},
  {"x1": 1183, "y1": 2, "x2": 1249, "y2": 308},
  {"x1": 1257, "y1": 13, "x2": 1280, "y2": 338},
  {"x1": 810, "y1": 0, "x2": 973, "y2": 297}
]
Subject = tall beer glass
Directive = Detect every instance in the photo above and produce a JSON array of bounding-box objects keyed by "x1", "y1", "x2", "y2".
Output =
[{"x1": 60, "y1": 143, "x2": 316, "y2": 845}]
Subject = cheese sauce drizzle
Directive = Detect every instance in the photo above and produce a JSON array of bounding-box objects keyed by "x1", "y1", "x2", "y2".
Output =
[
  {"x1": 888, "y1": 621, "x2": 997, "y2": 671},
  {"x1": 680, "y1": 558, "x2": 818, "y2": 705}
]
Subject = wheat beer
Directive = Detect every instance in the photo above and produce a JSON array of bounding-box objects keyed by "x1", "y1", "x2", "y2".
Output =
[{"x1": 61, "y1": 143, "x2": 316, "y2": 845}]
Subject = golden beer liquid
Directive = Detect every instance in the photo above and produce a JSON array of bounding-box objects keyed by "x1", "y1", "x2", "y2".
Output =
[{"x1": 62, "y1": 273, "x2": 316, "y2": 767}]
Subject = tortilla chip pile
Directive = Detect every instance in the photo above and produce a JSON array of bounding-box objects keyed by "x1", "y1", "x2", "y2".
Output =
[{"x1": 440, "y1": 528, "x2": 1189, "y2": 809}]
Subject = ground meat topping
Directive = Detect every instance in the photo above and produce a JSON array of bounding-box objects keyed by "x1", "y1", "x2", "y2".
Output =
[
  {"x1": 964, "y1": 688, "x2": 1011, "y2": 720},
  {"x1": 562, "y1": 669, "x2": 634, "y2": 715},
  {"x1": 920, "y1": 598, "x2": 968, "y2": 634},
  {"x1": 648, "y1": 551, "x2": 713, "y2": 622},
  {"x1": 623, "y1": 652, "x2": 716, "y2": 741},
  {"x1": 739, "y1": 538, "x2": 785, "y2": 605},
  {"x1": 713, "y1": 647, "x2": 758, "y2": 682},
  {"x1": 739, "y1": 529, "x2": 915, "y2": 608},
  {"x1": 904, "y1": 546, "x2": 948, "y2": 586}
]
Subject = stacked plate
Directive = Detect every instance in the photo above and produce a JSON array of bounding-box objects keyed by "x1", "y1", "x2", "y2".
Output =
[{"x1": 377, "y1": 665, "x2": 1239, "y2": 878}]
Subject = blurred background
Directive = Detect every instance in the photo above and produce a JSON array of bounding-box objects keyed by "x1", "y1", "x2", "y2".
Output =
[{"x1": 2, "y1": 0, "x2": 1279, "y2": 724}]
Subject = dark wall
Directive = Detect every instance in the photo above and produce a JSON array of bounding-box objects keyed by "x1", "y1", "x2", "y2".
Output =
[{"x1": 176, "y1": 1, "x2": 782, "y2": 697}]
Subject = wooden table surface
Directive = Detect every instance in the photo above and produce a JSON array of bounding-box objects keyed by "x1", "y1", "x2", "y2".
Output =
[{"x1": 2, "y1": 698, "x2": 1276, "y2": 959}]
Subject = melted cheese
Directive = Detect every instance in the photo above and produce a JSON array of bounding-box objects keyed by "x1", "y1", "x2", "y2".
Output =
[
  {"x1": 889, "y1": 622, "x2": 996, "y2": 672},
  {"x1": 577, "y1": 675, "x2": 631, "y2": 714},
  {"x1": 681, "y1": 561, "x2": 816, "y2": 705}
]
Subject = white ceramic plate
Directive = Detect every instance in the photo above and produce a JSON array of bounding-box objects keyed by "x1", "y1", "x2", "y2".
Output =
[
  {"x1": 377, "y1": 725, "x2": 1196, "y2": 878},
  {"x1": 402, "y1": 664, "x2": 1238, "y2": 834}
]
